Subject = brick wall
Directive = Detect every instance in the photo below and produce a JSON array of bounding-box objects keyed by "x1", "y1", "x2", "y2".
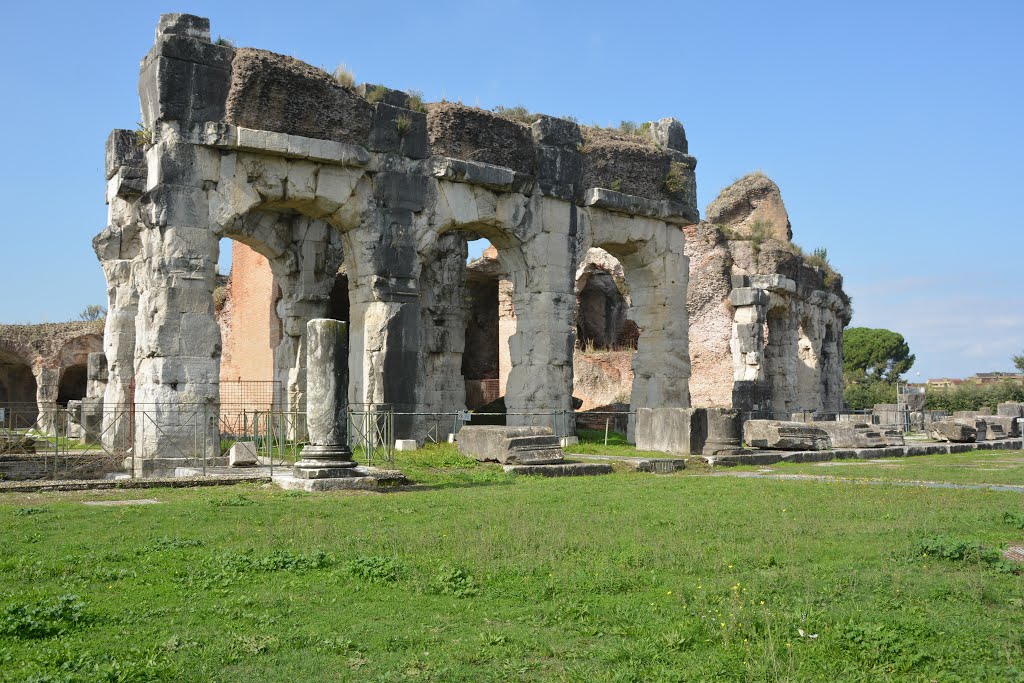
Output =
[{"x1": 219, "y1": 242, "x2": 281, "y2": 385}]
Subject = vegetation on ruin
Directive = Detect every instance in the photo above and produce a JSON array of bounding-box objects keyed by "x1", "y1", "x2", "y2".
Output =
[
  {"x1": 134, "y1": 121, "x2": 153, "y2": 147},
  {"x1": 395, "y1": 114, "x2": 413, "y2": 137},
  {"x1": 1, "y1": 446, "x2": 1023, "y2": 681},
  {"x1": 663, "y1": 161, "x2": 690, "y2": 197},
  {"x1": 406, "y1": 90, "x2": 425, "y2": 113},
  {"x1": 214, "y1": 36, "x2": 235, "y2": 47},
  {"x1": 492, "y1": 105, "x2": 539, "y2": 125},
  {"x1": 77, "y1": 305, "x2": 106, "y2": 322},
  {"x1": 332, "y1": 64, "x2": 355, "y2": 89}
]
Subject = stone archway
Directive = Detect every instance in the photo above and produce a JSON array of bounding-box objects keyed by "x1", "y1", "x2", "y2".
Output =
[{"x1": 0, "y1": 350, "x2": 38, "y2": 424}]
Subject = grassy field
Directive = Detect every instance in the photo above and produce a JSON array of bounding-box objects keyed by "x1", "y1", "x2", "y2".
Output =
[
  {"x1": 741, "y1": 449, "x2": 1024, "y2": 487},
  {"x1": 1, "y1": 445, "x2": 1023, "y2": 681}
]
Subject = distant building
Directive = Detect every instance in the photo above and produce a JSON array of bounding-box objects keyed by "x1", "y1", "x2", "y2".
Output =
[
  {"x1": 926, "y1": 378, "x2": 964, "y2": 389},
  {"x1": 970, "y1": 372, "x2": 1024, "y2": 385}
]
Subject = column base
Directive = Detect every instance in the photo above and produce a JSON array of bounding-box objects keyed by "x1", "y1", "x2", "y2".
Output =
[{"x1": 293, "y1": 444, "x2": 359, "y2": 479}]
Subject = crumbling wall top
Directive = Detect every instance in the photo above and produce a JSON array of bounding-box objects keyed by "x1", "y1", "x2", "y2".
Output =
[{"x1": 0, "y1": 322, "x2": 104, "y2": 368}]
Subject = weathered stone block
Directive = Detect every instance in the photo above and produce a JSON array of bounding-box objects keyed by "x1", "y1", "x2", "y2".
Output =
[
  {"x1": 814, "y1": 422, "x2": 885, "y2": 448},
  {"x1": 928, "y1": 418, "x2": 977, "y2": 443},
  {"x1": 635, "y1": 407, "x2": 706, "y2": 455},
  {"x1": 139, "y1": 36, "x2": 233, "y2": 126},
  {"x1": 648, "y1": 118, "x2": 688, "y2": 153},
  {"x1": 703, "y1": 408, "x2": 743, "y2": 455},
  {"x1": 531, "y1": 116, "x2": 583, "y2": 148},
  {"x1": 457, "y1": 425, "x2": 564, "y2": 465},
  {"x1": 356, "y1": 83, "x2": 412, "y2": 109},
  {"x1": 982, "y1": 415, "x2": 1019, "y2": 438},
  {"x1": 228, "y1": 441, "x2": 258, "y2": 466},
  {"x1": 394, "y1": 439, "x2": 417, "y2": 451},
  {"x1": 106, "y1": 129, "x2": 145, "y2": 179},
  {"x1": 997, "y1": 402, "x2": 1024, "y2": 418},
  {"x1": 730, "y1": 287, "x2": 769, "y2": 307},
  {"x1": 368, "y1": 103, "x2": 427, "y2": 159},
  {"x1": 743, "y1": 420, "x2": 832, "y2": 451}
]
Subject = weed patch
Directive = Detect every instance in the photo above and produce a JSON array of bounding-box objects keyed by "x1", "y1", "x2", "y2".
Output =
[
  {"x1": 345, "y1": 555, "x2": 406, "y2": 584},
  {"x1": 915, "y1": 535, "x2": 1019, "y2": 573},
  {"x1": 0, "y1": 595, "x2": 89, "y2": 639},
  {"x1": 427, "y1": 565, "x2": 479, "y2": 597}
]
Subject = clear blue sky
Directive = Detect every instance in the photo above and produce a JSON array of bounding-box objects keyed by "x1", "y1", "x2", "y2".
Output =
[{"x1": 1, "y1": 0, "x2": 1020, "y2": 380}]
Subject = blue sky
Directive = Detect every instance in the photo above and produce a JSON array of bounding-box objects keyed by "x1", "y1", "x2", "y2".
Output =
[{"x1": 1, "y1": 0, "x2": 1020, "y2": 380}]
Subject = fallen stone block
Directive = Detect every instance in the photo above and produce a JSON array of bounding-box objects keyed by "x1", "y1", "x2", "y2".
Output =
[
  {"x1": 502, "y1": 462, "x2": 612, "y2": 476},
  {"x1": 228, "y1": 441, "x2": 258, "y2": 466},
  {"x1": 814, "y1": 422, "x2": 885, "y2": 448},
  {"x1": 457, "y1": 425, "x2": 563, "y2": 465},
  {"x1": 625, "y1": 458, "x2": 686, "y2": 473},
  {"x1": 981, "y1": 416, "x2": 1018, "y2": 438},
  {"x1": 635, "y1": 407, "x2": 706, "y2": 455},
  {"x1": 742, "y1": 420, "x2": 832, "y2": 451},
  {"x1": 997, "y1": 402, "x2": 1024, "y2": 418},
  {"x1": 879, "y1": 429, "x2": 906, "y2": 446},
  {"x1": 928, "y1": 418, "x2": 976, "y2": 443},
  {"x1": 394, "y1": 439, "x2": 417, "y2": 451}
]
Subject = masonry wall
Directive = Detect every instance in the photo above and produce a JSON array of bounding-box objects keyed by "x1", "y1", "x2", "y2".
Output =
[{"x1": 218, "y1": 241, "x2": 281, "y2": 387}]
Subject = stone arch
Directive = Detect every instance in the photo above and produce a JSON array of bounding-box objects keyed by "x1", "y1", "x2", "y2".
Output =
[
  {"x1": 0, "y1": 349, "x2": 38, "y2": 424},
  {"x1": 215, "y1": 208, "x2": 346, "y2": 413},
  {"x1": 575, "y1": 252, "x2": 630, "y2": 351},
  {"x1": 582, "y1": 207, "x2": 690, "y2": 432}
]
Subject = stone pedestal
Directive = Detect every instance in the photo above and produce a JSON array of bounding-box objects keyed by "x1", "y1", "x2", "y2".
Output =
[
  {"x1": 293, "y1": 319, "x2": 357, "y2": 479},
  {"x1": 702, "y1": 408, "x2": 744, "y2": 455}
]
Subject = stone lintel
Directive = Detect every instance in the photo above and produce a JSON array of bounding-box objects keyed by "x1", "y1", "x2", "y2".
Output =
[
  {"x1": 427, "y1": 156, "x2": 534, "y2": 194},
  {"x1": 583, "y1": 188, "x2": 697, "y2": 225}
]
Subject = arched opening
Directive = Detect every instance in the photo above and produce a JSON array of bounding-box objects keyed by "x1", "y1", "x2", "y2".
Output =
[
  {"x1": 462, "y1": 242, "x2": 502, "y2": 410},
  {"x1": 0, "y1": 350, "x2": 38, "y2": 425},
  {"x1": 57, "y1": 364, "x2": 87, "y2": 406},
  {"x1": 429, "y1": 224, "x2": 526, "y2": 423},
  {"x1": 573, "y1": 248, "x2": 636, "y2": 415},
  {"x1": 215, "y1": 237, "x2": 284, "y2": 413}
]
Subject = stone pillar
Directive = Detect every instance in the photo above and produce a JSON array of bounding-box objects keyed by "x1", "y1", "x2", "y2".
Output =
[
  {"x1": 504, "y1": 198, "x2": 579, "y2": 435},
  {"x1": 293, "y1": 319, "x2": 356, "y2": 478},
  {"x1": 729, "y1": 280, "x2": 770, "y2": 415},
  {"x1": 34, "y1": 367, "x2": 59, "y2": 435},
  {"x1": 497, "y1": 278, "x2": 516, "y2": 396}
]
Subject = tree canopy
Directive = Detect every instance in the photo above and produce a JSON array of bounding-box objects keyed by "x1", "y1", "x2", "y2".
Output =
[
  {"x1": 843, "y1": 327, "x2": 915, "y2": 383},
  {"x1": 1014, "y1": 351, "x2": 1024, "y2": 373}
]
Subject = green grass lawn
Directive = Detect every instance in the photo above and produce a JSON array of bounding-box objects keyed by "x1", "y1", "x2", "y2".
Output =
[
  {"x1": 743, "y1": 449, "x2": 1024, "y2": 487},
  {"x1": 1, "y1": 445, "x2": 1023, "y2": 681}
]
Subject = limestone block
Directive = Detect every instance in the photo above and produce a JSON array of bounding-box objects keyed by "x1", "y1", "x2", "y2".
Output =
[
  {"x1": 743, "y1": 420, "x2": 832, "y2": 451},
  {"x1": 228, "y1": 441, "x2": 258, "y2": 466},
  {"x1": 703, "y1": 408, "x2": 743, "y2": 455},
  {"x1": 997, "y1": 402, "x2": 1024, "y2": 418},
  {"x1": 648, "y1": 118, "x2": 688, "y2": 153},
  {"x1": 814, "y1": 422, "x2": 885, "y2": 448},
  {"x1": 367, "y1": 103, "x2": 427, "y2": 159},
  {"x1": 457, "y1": 426, "x2": 564, "y2": 465},
  {"x1": 394, "y1": 439, "x2": 417, "y2": 451},
  {"x1": 635, "y1": 407, "x2": 706, "y2": 455},
  {"x1": 531, "y1": 116, "x2": 583, "y2": 148},
  {"x1": 982, "y1": 415, "x2": 1019, "y2": 438},
  {"x1": 928, "y1": 418, "x2": 977, "y2": 443}
]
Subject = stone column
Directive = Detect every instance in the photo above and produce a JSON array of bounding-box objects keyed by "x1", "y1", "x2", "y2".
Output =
[{"x1": 293, "y1": 319, "x2": 356, "y2": 478}]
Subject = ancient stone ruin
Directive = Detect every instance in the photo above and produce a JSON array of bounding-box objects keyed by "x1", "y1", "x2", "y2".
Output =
[
  {"x1": 69, "y1": 12, "x2": 878, "y2": 475},
  {"x1": 96, "y1": 14, "x2": 695, "y2": 463},
  {"x1": 0, "y1": 322, "x2": 103, "y2": 433}
]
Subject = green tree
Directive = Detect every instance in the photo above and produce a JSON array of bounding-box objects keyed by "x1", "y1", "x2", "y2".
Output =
[
  {"x1": 78, "y1": 304, "x2": 106, "y2": 322},
  {"x1": 843, "y1": 327, "x2": 915, "y2": 383},
  {"x1": 1014, "y1": 351, "x2": 1024, "y2": 373}
]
